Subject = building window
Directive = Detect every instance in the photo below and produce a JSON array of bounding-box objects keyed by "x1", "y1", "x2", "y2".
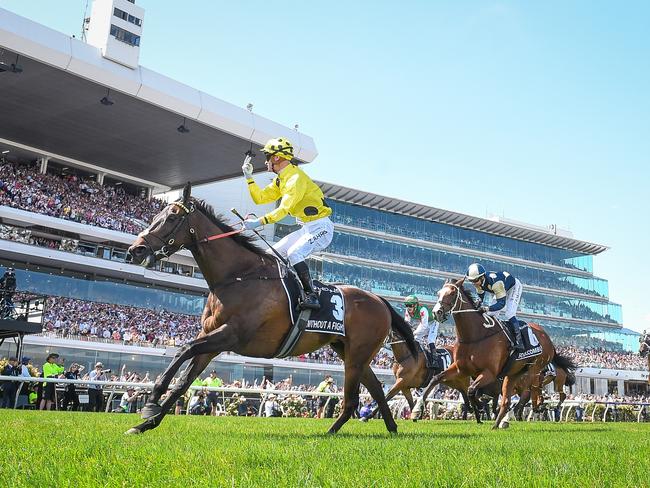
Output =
[
  {"x1": 110, "y1": 24, "x2": 141, "y2": 47},
  {"x1": 114, "y1": 8, "x2": 142, "y2": 27}
]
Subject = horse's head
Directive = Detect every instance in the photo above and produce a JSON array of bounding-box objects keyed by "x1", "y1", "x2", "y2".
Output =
[
  {"x1": 126, "y1": 182, "x2": 197, "y2": 268},
  {"x1": 432, "y1": 278, "x2": 468, "y2": 322}
]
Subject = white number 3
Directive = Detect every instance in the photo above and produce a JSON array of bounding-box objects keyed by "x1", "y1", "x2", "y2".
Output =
[{"x1": 331, "y1": 295, "x2": 344, "y2": 321}]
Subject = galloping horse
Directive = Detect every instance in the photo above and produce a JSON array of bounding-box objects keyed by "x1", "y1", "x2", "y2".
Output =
[
  {"x1": 513, "y1": 354, "x2": 577, "y2": 420},
  {"x1": 639, "y1": 332, "x2": 650, "y2": 384},
  {"x1": 124, "y1": 183, "x2": 418, "y2": 435},
  {"x1": 413, "y1": 278, "x2": 555, "y2": 429},
  {"x1": 374, "y1": 336, "x2": 473, "y2": 420}
]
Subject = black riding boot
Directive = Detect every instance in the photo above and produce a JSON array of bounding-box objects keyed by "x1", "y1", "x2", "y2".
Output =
[
  {"x1": 293, "y1": 261, "x2": 320, "y2": 310},
  {"x1": 508, "y1": 317, "x2": 525, "y2": 352},
  {"x1": 428, "y1": 343, "x2": 438, "y2": 369}
]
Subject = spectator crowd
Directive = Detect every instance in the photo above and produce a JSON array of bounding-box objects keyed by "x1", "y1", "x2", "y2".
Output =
[{"x1": 0, "y1": 160, "x2": 163, "y2": 234}]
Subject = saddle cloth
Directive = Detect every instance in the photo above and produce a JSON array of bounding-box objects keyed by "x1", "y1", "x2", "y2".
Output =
[
  {"x1": 514, "y1": 322, "x2": 543, "y2": 361},
  {"x1": 281, "y1": 274, "x2": 345, "y2": 336},
  {"x1": 422, "y1": 347, "x2": 452, "y2": 372}
]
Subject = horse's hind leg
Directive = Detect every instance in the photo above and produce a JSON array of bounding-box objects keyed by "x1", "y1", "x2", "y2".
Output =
[
  {"x1": 126, "y1": 352, "x2": 214, "y2": 435},
  {"x1": 360, "y1": 365, "x2": 397, "y2": 433},
  {"x1": 327, "y1": 362, "x2": 362, "y2": 435},
  {"x1": 369, "y1": 378, "x2": 405, "y2": 419}
]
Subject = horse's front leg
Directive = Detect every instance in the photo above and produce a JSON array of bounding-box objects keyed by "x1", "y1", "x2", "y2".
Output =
[
  {"x1": 128, "y1": 324, "x2": 238, "y2": 434},
  {"x1": 411, "y1": 363, "x2": 461, "y2": 420},
  {"x1": 126, "y1": 352, "x2": 214, "y2": 435}
]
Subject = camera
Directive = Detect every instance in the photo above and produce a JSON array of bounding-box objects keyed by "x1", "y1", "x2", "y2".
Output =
[{"x1": 101, "y1": 369, "x2": 112, "y2": 374}]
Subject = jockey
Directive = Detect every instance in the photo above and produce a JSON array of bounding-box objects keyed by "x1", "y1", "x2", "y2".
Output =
[
  {"x1": 404, "y1": 295, "x2": 439, "y2": 360},
  {"x1": 242, "y1": 137, "x2": 333, "y2": 310},
  {"x1": 465, "y1": 263, "x2": 525, "y2": 352}
]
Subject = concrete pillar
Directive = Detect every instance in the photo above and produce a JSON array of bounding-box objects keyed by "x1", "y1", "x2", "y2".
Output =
[
  {"x1": 97, "y1": 173, "x2": 105, "y2": 185},
  {"x1": 39, "y1": 157, "x2": 49, "y2": 174},
  {"x1": 617, "y1": 380, "x2": 625, "y2": 397},
  {"x1": 147, "y1": 187, "x2": 153, "y2": 199}
]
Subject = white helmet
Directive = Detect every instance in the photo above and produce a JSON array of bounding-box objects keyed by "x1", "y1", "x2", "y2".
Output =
[{"x1": 466, "y1": 263, "x2": 486, "y2": 282}]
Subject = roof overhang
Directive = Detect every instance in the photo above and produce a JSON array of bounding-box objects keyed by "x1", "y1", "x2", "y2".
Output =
[
  {"x1": 0, "y1": 8, "x2": 317, "y2": 190},
  {"x1": 318, "y1": 181, "x2": 609, "y2": 255}
]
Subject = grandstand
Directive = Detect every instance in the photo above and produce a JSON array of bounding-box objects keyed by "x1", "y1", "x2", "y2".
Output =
[{"x1": 0, "y1": 4, "x2": 646, "y2": 401}]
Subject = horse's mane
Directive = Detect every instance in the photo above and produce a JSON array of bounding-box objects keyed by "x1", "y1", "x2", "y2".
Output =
[
  {"x1": 454, "y1": 278, "x2": 477, "y2": 309},
  {"x1": 190, "y1": 197, "x2": 266, "y2": 256}
]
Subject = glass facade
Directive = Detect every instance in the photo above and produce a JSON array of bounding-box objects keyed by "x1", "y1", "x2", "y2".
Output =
[
  {"x1": 328, "y1": 201, "x2": 594, "y2": 272},
  {"x1": 277, "y1": 196, "x2": 631, "y2": 350},
  {"x1": 313, "y1": 260, "x2": 621, "y2": 325},
  {"x1": 325, "y1": 231, "x2": 609, "y2": 298},
  {"x1": 10, "y1": 267, "x2": 206, "y2": 315}
]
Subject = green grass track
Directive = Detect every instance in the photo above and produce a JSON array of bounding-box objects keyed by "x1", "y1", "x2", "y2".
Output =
[{"x1": 1, "y1": 411, "x2": 648, "y2": 487}]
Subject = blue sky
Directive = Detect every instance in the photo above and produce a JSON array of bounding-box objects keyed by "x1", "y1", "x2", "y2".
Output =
[{"x1": 3, "y1": 1, "x2": 649, "y2": 332}]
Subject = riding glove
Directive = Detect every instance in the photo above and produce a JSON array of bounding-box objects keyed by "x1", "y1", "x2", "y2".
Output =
[
  {"x1": 243, "y1": 218, "x2": 262, "y2": 231},
  {"x1": 242, "y1": 156, "x2": 254, "y2": 179}
]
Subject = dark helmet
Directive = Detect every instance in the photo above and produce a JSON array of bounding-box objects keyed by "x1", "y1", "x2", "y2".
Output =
[{"x1": 6, "y1": 267, "x2": 14, "y2": 275}]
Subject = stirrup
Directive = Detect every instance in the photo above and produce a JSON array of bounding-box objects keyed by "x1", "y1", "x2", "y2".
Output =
[{"x1": 300, "y1": 293, "x2": 320, "y2": 310}]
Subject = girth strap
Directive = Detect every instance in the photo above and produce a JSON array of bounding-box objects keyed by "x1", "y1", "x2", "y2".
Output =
[{"x1": 275, "y1": 309, "x2": 311, "y2": 358}]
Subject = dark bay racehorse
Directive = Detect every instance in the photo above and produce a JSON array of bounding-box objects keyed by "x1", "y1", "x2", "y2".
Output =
[
  {"x1": 413, "y1": 278, "x2": 555, "y2": 429},
  {"x1": 124, "y1": 183, "x2": 418, "y2": 435}
]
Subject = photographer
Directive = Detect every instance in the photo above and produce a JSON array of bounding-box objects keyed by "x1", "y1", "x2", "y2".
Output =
[
  {"x1": 115, "y1": 387, "x2": 140, "y2": 413},
  {"x1": 39, "y1": 353, "x2": 64, "y2": 410},
  {"x1": 62, "y1": 363, "x2": 83, "y2": 411},
  {"x1": 188, "y1": 389, "x2": 209, "y2": 415},
  {"x1": 264, "y1": 394, "x2": 282, "y2": 418},
  {"x1": 88, "y1": 362, "x2": 109, "y2": 412}
]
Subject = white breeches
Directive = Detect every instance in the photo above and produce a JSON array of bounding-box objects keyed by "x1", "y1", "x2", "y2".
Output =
[
  {"x1": 272, "y1": 217, "x2": 333, "y2": 266},
  {"x1": 414, "y1": 321, "x2": 439, "y2": 345}
]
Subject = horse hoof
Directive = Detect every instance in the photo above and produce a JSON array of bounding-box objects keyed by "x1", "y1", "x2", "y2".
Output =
[
  {"x1": 499, "y1": 421, "x2": 510, "y2": 429},
  {"x1": 327, "y1": 429, "x2": 337, "y2": 436},
  {"x1": 124, "y1": 428, "x2": 141, "y2": 435},
  {"x1": 141, "y1": 403, "x2": 162, "y2": 419}
]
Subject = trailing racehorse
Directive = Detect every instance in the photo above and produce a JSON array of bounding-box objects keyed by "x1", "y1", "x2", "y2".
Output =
[
  {"x1": 412, "y1": 278, "x2": 555, "y2": 429},
  {"x1": 124, "y1": 183, "x2": 418, "y2": 435},
  {"x1": 376, "y1": 333, "x2": 491, "y2": 421},
  {"x1": 513, "y1": 354, "x2": 577, "y2": 420}
]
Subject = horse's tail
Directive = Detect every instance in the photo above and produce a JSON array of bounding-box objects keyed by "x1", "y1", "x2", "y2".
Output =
[
  {"x1": 379, "y1": 297, "x2": 418, "y2": 357},
  {"x1": 553, "y1": 353, "x2": 577, "y2": 387}
]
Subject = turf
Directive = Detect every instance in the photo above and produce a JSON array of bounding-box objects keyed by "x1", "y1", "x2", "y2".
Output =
[{"x1": 1, "y1": 411, "x2": 648, "y2": 487}]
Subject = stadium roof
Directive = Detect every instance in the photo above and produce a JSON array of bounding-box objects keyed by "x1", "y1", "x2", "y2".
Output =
[
  {"x1": 0, "y1": 8, "x2": 316, "y2": 191},
  {"x1": 318, "y1": 181, "x2": 609, "y2": 255}
]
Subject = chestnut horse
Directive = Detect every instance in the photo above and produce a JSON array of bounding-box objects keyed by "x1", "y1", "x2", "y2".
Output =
[
  {"x1": 513, "y1": 354, "x2": 577, "y2": 420},
  {"x1": 124, "y1": 183, "x2": 418, "y2": 435},
  {"x1": 376, "y1": 335, "x2": 489, "y2": 421},
  {"x1": 412, "y1": 278, "x2": 555, "y2": 429}
]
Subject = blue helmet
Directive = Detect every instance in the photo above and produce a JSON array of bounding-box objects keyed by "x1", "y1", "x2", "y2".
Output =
[{"x1": 466, "y1": 263, "x2": 486, "y2": 282}]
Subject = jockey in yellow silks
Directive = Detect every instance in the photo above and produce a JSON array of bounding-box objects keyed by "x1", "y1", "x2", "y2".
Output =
[{"x1": 242, "y1": 137, "x2": 333, "y2": 310}]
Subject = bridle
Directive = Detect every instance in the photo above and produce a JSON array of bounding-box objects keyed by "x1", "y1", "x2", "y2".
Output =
[
  {"x1": 434, "y1": 283, "x2": 499, "y2": 331},
  {"x1": 138, "y1": 201, "x2": 243, "y2": 261},
  {"x1": 435, "y1": 283, "x2": 475, "y2": 322}
]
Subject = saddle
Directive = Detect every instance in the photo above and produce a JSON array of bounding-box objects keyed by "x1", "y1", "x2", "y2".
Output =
[
  {"x1": 275, "y1": 265, "x2": 346, "y2": 358},
  {"x1": 418, "y1": 347, "x2": 452, "y2": 388}
]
